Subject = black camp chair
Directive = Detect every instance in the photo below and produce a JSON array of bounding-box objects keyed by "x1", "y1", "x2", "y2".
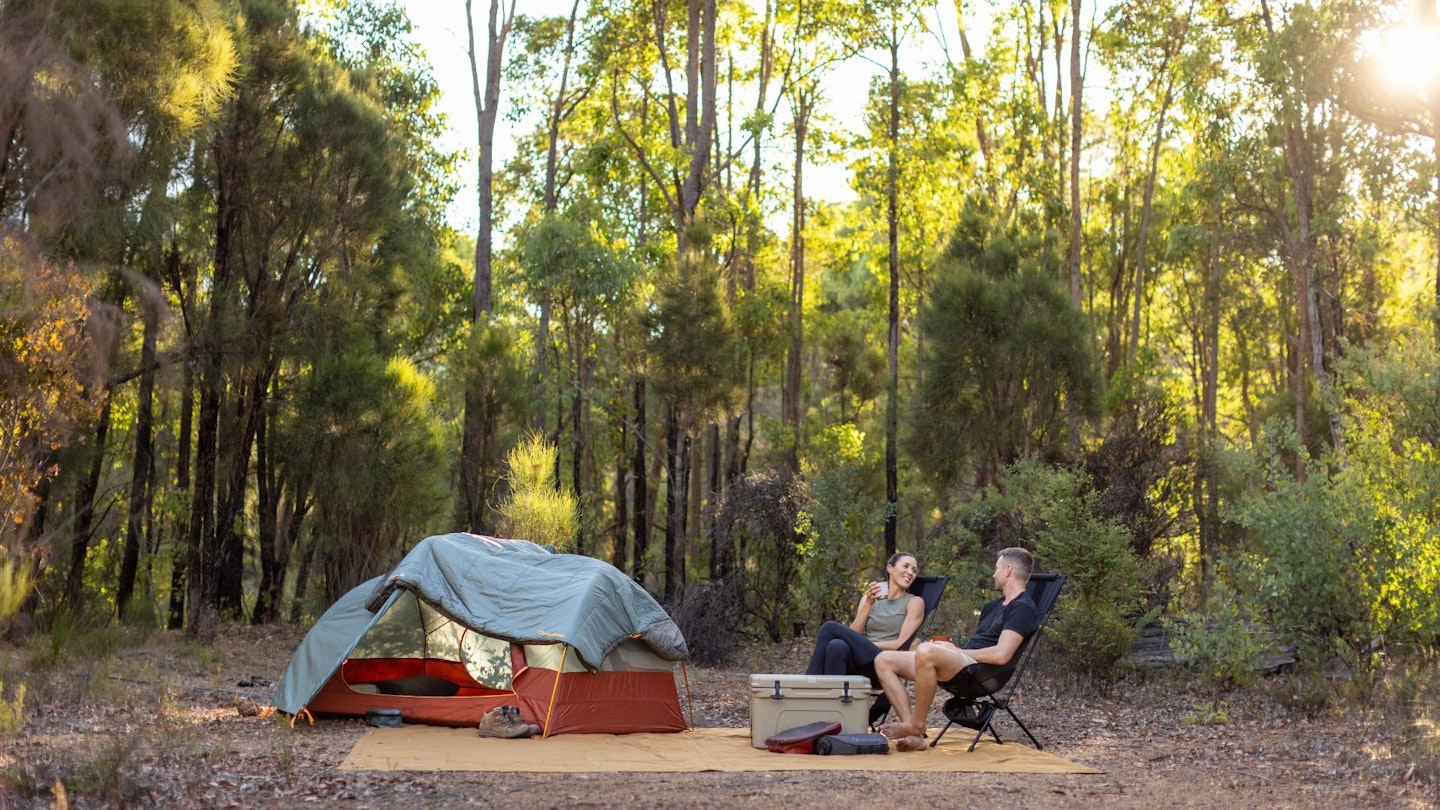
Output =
[
  {"x1": 867, "y1": 574, "x2": 949, "y2": 727},
  {"x1": 930, "y1": 572, "x2": 1067, "y2": 752}
]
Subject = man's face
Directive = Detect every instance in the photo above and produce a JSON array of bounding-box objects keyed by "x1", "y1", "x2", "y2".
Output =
[{"x1": 991, "y1": 557, "x2": 1011, "y2": 590}]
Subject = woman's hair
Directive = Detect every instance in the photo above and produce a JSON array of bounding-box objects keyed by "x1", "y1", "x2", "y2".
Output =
[{"x1": 886, "y1": 551, "x2": 917, "y2": 568}]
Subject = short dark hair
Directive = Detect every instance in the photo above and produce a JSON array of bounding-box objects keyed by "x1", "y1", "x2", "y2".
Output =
[{"x1": 997, "y1": 547, "x2": 1033, "y2": 581}]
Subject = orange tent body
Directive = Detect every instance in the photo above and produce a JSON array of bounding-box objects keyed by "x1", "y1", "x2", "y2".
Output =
[{"x1": 302, "y1": 642, "x2": 686, "y2": 733}]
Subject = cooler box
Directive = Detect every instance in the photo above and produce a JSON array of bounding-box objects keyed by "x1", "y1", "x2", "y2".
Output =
[{"x1": 748, "y1": 673, "x2": 874, "y2": 749}]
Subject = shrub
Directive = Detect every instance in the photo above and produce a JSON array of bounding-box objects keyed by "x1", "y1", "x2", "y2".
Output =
[
  {"x1": 999, "y1": 459, "x2": 1143, "y2": 682},
  {"x1": 0, "y1": 680, "x2": 24, "y2": 736},
  {"x1": 711, "y1": 471, "x2": 805, "y2": 643},
  {"x1": 496, "y1": 434, "x2": 578, "y2": 551},
  {"x1": 1224, "y1": 422, "x2": 1387, "y2": 676},
  {"x1": 1167, "y1": 578, "x2": 1269, "y2": 705},
  {"x1": 795, "y1": 424, "x2": 885, "y2": 626},
  {"x1": 671, "y1": 575, "x2": 744, "y2": 665}
]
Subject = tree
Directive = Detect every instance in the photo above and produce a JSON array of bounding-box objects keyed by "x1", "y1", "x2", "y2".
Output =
[
  {"x1": 460, "y1": 0, "x2": 518, "y2": 532},
  {"x1": 911, "y1": 197, "x2": 1100, "y2": 488}
]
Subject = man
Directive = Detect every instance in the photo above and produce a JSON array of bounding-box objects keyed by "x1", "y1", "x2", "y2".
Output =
[{"x1": 874, "y1": 547, "x2": 1039, "y2": 750}]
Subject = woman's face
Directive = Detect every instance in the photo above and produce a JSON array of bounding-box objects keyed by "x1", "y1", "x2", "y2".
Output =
[{"x1": 887, "y1": 555, "x2": 918, "y2": 591}]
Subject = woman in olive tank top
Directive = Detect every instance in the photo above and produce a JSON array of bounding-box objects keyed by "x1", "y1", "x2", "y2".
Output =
[{"x1": 805, "y1": 552, "x2": 925, "y2": 680}]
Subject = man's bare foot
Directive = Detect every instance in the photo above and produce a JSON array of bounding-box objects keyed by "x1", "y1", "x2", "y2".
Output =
[
  {"x1": 895, "y1": 736, "x2": 928, "y2": 752},
  {"x1": 878, "y1": 722, "x2": 925, "y2": 740}
]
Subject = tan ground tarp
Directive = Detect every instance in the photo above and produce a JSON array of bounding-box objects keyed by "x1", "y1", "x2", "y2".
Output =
[{"x1": 340, "y1": 726, "x2": 1102, "y2": 774}]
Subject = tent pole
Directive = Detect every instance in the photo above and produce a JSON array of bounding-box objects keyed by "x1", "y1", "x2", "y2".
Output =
[
  {"x1": 541, "y1": 645, "x2": 567, "y2": 737},
  {"x1": 680, "y1": 662, "x2": 696, "y2": 729}
]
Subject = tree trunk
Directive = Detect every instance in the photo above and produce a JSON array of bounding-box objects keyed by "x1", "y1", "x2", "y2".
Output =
[
  {"x1": 782, "y1": 86, "x2": 811, "y2": 475},
  {"x1": 664, "y1": 406, "x2": 681, "y2": 602},
  {"x1": 64, "y1": 397, "x2": 112, "y2": 614},
  {"x1": 168, "y1": 348, "x2": 195, "y2": 630},
  {"x1": 117, "y1": 265, "x2": 159, "y2": 620},
  {"x1": 631, "y1": 374, "x2": 649, "y2": 584},
  {"x1": 1129, "y1": 81, "x2": 1174, "y2": 364},
  {"x1": 883, "y1": 25, "x2": 901, "y2": 560},
  {"x1": 461, "y1": 0, "x2": 516, "y2": 529},
  {"x1": 1198, "y1": 185, "x2": 1223, "y2": 589}
]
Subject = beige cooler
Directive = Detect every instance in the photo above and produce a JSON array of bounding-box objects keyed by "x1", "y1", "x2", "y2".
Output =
[{"x1": 747, "y1": 673, "x2": 875, "y2": 748}]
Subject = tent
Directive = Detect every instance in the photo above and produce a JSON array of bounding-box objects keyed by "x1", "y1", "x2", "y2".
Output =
[{"x1": 273, "y1": 533, "x2": 690, "y2": 735}]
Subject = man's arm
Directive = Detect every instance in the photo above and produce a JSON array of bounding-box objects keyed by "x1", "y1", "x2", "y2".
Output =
[{"x1": 952, "y1": 629, "x2": 1025, "y2": 666}]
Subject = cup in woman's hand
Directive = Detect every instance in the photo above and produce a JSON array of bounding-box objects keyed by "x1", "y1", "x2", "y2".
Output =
[{"x1": 877, "y1": 582, "x2": 889, "y2": 599}]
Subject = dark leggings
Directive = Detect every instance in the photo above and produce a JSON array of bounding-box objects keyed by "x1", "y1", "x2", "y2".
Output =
[{"x1": 805, "y1": 621, "x2": 881, "y2": 679}]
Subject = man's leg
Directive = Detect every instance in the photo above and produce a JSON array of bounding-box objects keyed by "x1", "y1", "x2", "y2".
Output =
[{"x1": 881, "y1": 642, "x2": 975, "y2": 739}]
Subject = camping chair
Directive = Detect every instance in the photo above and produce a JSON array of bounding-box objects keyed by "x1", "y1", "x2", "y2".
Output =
[
  {"x1": 930, "y1": 572, "x2": 1066, "y2": 752},
  {"x1": 867, "y1": 574, "x2": 949, "y2": 727}
]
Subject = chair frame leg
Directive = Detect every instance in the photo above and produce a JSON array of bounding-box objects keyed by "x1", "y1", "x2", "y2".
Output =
[{"x1": 930, "y1": 700, "x2": 1045, "y2": 753}]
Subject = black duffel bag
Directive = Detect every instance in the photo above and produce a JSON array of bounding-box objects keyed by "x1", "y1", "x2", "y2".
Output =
[{"x1": 815, "y1": 732, "x2": 890, "y2": 755}]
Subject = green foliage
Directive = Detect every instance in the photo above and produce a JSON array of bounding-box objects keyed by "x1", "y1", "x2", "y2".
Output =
[
  {"x1": 0, "y1": 557, "x2": 34, "y2": 624},
  {"x1": 910, "y1": 197, "x2": 1100, "y2": 488},
  {"x1": 1223, "y1": 422, "x2": 1388, "y2": 674},
  {"x1": 496, "y1": 434, "x2": 578, "y2": 551},
  {"x1": 0, "y1": 680, "x2": 24, "y2": 736},
  {"x1": 996, "y1": 459, "x2": 1144, "y2": 682},
  {"x1": 646, "y1": 252, "x2": 740, "y2": 427},
  {"x1": 283, "y1": 349, "x2": 451, "y2": 600},
  {"x1": 713, "y1": 471, "x2": 807, "y2": 643},
  {"x1": 794, "y1": 424, "x2": 887, "y2": 625},
  {"x1": 1167, "y1": 579, "x2": 1268, "y2": 695}
]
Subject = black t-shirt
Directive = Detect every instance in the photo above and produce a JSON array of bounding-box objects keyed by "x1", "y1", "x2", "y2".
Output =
[{"x1": 961, "y1": 592, "x2": 1040, "y2": 653}]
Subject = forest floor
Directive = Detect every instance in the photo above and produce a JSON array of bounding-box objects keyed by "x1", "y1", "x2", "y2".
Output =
[{"x1": 0, "y1": 623, "x2": 1436, "y2": 809}]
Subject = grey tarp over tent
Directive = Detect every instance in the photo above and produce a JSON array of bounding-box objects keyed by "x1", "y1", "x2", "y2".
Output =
[{"x1": 273, "y1": 533, "x2": 688, "y2": 718}]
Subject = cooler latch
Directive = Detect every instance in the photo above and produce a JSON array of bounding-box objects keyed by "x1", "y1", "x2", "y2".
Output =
[
  {"x1": 841, "y1": 681, "x2": 853, "y2": 704},
  {"x1": 771, "y1": 680, "x2": 783, "y2": 700}
]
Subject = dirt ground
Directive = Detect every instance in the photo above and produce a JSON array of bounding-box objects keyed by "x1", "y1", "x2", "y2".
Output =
[{"x1": 0, "y1": 624, "x2": 1435, "y2": 809}]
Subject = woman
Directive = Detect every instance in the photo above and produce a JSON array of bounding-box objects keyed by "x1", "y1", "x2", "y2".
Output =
[{"x1": 805, "y1": 552, "x2": 924, "y2": 680}]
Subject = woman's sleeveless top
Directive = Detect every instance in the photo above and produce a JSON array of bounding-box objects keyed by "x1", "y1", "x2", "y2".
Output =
[{"x1": 863, "y1": 592, "x2": 916, "y2": 642}]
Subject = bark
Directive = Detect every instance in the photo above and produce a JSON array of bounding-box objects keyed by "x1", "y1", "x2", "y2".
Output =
[
  {"x1": 1198, "y1": 186, "x2": 1223, "y2": 588},
  {"x1": 63, "y1": 397, "x2": 112, "y2": 614},
  {"x1": 1067, "y1": 0, "x2": 1083, "y2": 306},
  {"x1": 461, "y1": 0, "x2": 516, "y2": 530},
  {"x1": 664, "y1": 406, "x2": 681, "y2": 602},
  {"x1": 167, "y1": 349, "x2": 194, "y2": 630},
  {"x1": 884, "y1": 25, "x2": 900, "y2": 560},
  {"x1": 1129, "y1": 81, "x2": 1174, "y2": 363},
  {"x1": 117, "y1": 263, "x2": 159, "y2": 620},
  {"x1": 782, "y1": 86, "x2": 812, "y2": 475},
  {"x1": 631, "y1": 374, "x2": 649, "y2": 584}
]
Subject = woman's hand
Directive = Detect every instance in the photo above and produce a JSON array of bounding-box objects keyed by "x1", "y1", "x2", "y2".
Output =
[{"x1": 863, "y1": 581, "x2": 885, "y2": 603}]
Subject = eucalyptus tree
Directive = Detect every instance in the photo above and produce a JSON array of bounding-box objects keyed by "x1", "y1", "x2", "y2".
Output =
[
  {"x1": 180, "y1": 0, "x2": 455, "y2": 634},
  {"x1": 771, "y1": 0, "x2": 863, "y2": 475},
  {"x1": 604, "y1": 0, "x2": 735, "y2": 593},
  {"x1": 1225, "y1": 0, "x2": 1389, "y2": 459},
  {"x1": 458, "y1": 0, "x2": 518, "y2": 533},
  {"x1": 0, "y1": 0, "x2": 236, "y2": 623}
]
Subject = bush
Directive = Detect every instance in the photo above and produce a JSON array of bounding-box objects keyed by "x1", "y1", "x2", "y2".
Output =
[
  {"x1": 671, "y1": 576, "x2": 744, "y2": 665},
  {"x1": 713, "y1": 471, "x2": 806, "y2": 642},
  {"x1": 1224, "y1": 422, "x2": 1385, "y2": 675},
  {"x1": 496, "y1": 434, "x2": 578, "y2": 551},
  {"x1": 998, "y1": 459, "x2": 1143, "y2": 682},
  {"x1": 795, "y1": 425, "x2": 886, "y2": 626},
  {"x1": 1167, "y1": 578, "x2": 1268, "y2": 699}
]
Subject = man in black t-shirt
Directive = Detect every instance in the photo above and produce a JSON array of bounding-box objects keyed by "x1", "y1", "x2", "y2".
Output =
[{"x1": 875, "y1": 547, "x2": 1039, "y2": 749}]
